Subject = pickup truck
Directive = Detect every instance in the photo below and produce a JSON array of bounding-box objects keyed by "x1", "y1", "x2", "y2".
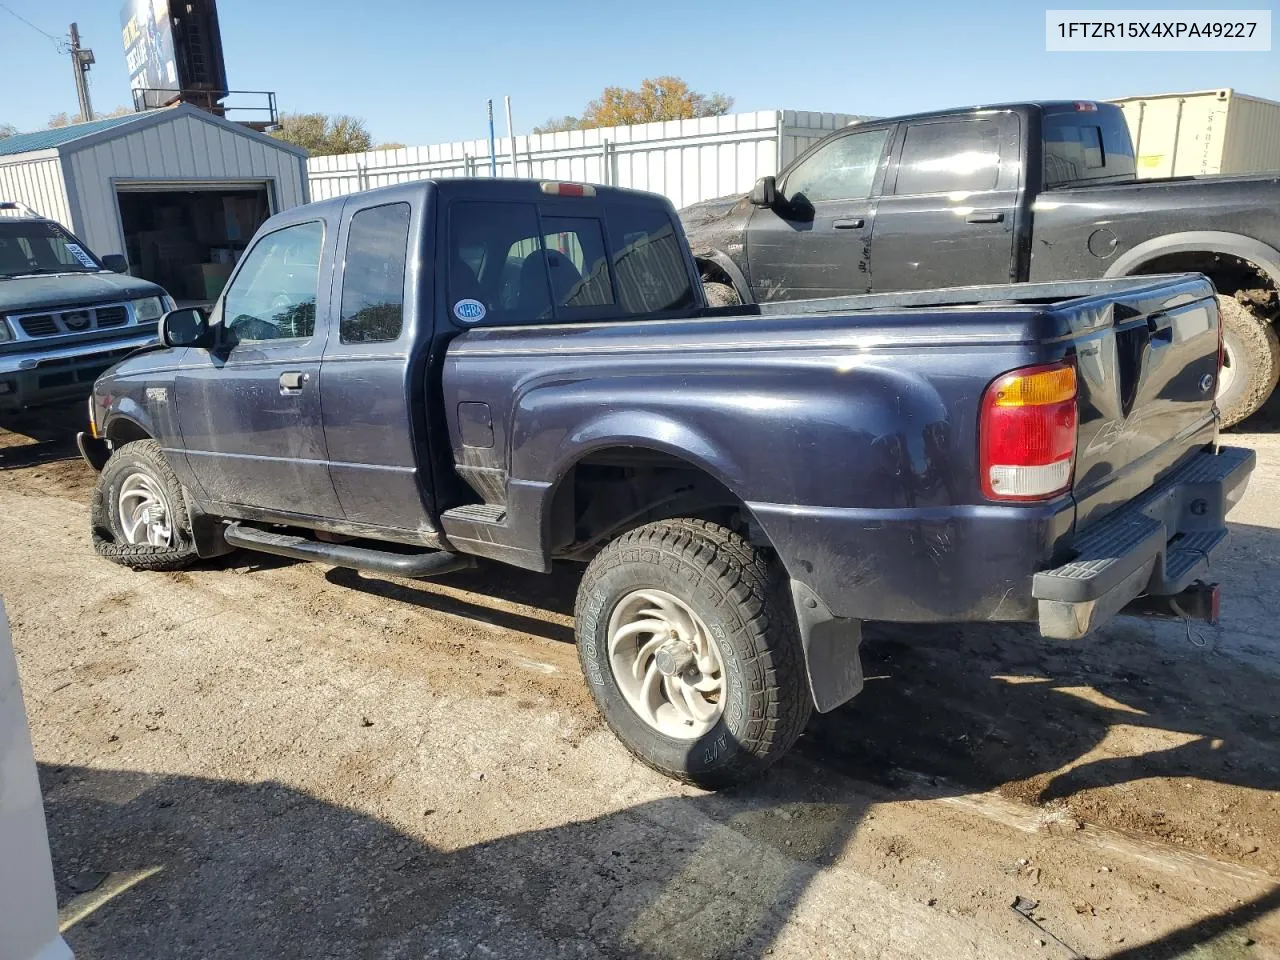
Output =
[
  {"x1": 78, "y1": 178, "x2": 1253, "y2": 787},
  {"x1": 681, "y1": 100, "x2": 1280, "y2": 428},
  {"x1": 0, "y1": 202, "x2": 171, "y2": 412}
]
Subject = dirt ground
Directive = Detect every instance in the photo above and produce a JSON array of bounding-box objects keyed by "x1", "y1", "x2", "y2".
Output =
[{"x1": 2, "y1": 403, "x2": 1278, "y2": 960}]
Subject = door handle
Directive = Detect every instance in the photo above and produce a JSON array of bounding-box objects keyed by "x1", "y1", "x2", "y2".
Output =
[
  {"x1": 832, "y1": 218, "x2": 865, "y2": 230},
  {"x1": 279, "y1": 370, "x2": 308, "y2": 393},
  {"x1": 965, "y1": 211, "x2": 1005, "y2": 224}
]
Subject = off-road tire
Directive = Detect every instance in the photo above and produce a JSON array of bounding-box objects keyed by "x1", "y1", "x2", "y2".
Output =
[
  {"x1": 702, "y1": 281, "x2": 742, "y2": 308},
  {"x1": 575, "y1": 518, "x2": 811, "y2": 788},
  {"x1": 1217, "y1": 294, "x2": 1280, "y2": 429},
  {"x1": 91, "y1": 439, "x2": 199, "y2": 571}
]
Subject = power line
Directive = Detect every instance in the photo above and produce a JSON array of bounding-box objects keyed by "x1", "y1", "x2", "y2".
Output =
[{"x1": 0, "y1": 3, "x2": 68, "y2": 52}]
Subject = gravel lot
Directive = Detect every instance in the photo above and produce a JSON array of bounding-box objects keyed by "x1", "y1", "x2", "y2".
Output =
[{"x1": 2, "y1": 403, "x2": 1278, "y2": 959}]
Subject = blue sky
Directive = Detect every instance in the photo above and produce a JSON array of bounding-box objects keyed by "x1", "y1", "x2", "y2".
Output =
[{"x1": 2, "y1": 0, "x2": 1277, "y2": 145}]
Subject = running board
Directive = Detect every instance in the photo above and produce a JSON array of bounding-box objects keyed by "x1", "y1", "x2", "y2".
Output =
[{"x1": 223, "y1": 523, "x2": 475, "y2": 579}]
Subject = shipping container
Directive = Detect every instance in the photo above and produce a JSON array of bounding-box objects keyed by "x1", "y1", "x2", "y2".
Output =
[
  {"x1": 1110, "y1": 89, "x2": 1280, "y2": 178},
  {"x1": 307, "y1": 110, "x2": 869, "y2": 209}
]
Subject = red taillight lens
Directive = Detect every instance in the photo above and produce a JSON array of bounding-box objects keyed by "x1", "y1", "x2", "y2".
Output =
[
  {"x1": 980, "y1": 362, "x2": 1078, "y2": 501},
  {"x1": 539, "y1": 181, "x2": 596, "y2": 197}
]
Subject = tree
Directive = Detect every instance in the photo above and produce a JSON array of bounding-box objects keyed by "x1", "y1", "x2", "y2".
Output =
[
  {"x1": 48, "y1": 105, "x2": 132, "y2": 128},
  {"x1": 0, "y1": 122, "x2": 16, "y2": 140},
  {"x1": 269, "y1": 113, "x2": 373, "y2": 156},
  {"x1": 534, "y1": 78, "x2": 732, "y2": 134},
  {"x1": 373, "y1": 142, "x2": 406, "y2": 151}
]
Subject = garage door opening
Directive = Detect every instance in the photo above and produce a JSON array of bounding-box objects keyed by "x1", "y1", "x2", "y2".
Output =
[{"x1": 116, "y1": 184, "x2": 272, "y2": 304}]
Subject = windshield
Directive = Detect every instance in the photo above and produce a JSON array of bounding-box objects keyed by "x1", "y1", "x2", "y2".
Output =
[{"x1": 0, "y1": 220, "x2": 103, "y2": 279}]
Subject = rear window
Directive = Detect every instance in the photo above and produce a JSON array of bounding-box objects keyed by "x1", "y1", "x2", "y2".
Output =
[
  {"x1": 1042, "y1": 109, "x2": 1136, "y2": 187},
  {"x1": 894, "y1": 120, "x2": 1001, "y2": 195},
  {"x1": 447, "y1": 199, "x2": 694, "y2": 326}
]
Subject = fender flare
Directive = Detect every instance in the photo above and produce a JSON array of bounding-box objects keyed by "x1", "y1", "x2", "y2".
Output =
[
  {"x1": 695, "y1": 250, "x2": 754, "y2": 304},
  {"x1": 1104, "y1": 230, "x2": 1280, "y2": 290},
  {"x1": 101, "y1": 406, "x2": 155, "y2": 444}
]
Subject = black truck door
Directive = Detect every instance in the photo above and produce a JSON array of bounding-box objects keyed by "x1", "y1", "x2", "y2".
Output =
[
  {"x1": 870, "y1": 114, "x2": 1020, "y2": 291},
  {"x1": 745, "y1": 126, "x2": 893, "y2": 301}
]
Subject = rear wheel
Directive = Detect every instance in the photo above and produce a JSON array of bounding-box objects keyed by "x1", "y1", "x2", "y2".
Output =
[
  {"x1": 574, "y1": 518, "x2": 810, "y2": 787},
  {"x1": 1216, "y1": 295, "x2": 1280, "y2": 429},
  {"x1": 91, "y1": 439, "x2": 199, "y2": 571},
  {"x1": 702, "y1": 281, "x2": 742, "y2": 308}
]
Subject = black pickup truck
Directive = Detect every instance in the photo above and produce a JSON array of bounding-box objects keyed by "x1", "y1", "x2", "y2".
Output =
[
  {"x1": 681, "y1": 100, "x2": 1280, "y2": 428},
  {"x1": 79, "y1": 179, "x2": 1252, "y2": 786}
]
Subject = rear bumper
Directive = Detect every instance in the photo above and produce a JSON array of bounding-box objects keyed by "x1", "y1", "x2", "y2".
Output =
[
  {"x1": 0, "y1": 330, "x2": 157, "y2": 411},
  {"x1": 1033, "y1": 445, "x2": 1254, "y2": 639}
]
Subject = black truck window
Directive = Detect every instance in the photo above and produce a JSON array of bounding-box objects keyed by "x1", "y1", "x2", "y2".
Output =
[
  {"x1": 894, "y1": 120, "x2": 1001, "y2": 195},
  {"x1": 605, "y1": 205, "x2": 695, "y2": 314},
  {"x1": 1042, "y1": 109, "x2": 1137, "y2": 187},
  {"x1": 782, "y1": 129, "x2": 890, "y2": 203},
  {"x1": 449, "y1": 201, "x2": 550, "y2": 325},
  {"x1": 540, "y1": 216, "x2": 614, "y2": 310},
  {"x1": 340, "y1": 202, "x2": 411, "y2": 343},
  {"x1": 223, "y1": 220, "x2": 324, "y2": 343}
]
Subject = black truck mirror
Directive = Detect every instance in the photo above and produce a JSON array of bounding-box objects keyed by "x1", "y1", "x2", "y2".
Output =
[
  {"x1": 159, "y1": 308, "x2": 211, "y2": 348},
  {"x1": 100, "y1": 253, "x2": 129, "y2": 273},
  {"x1": 749, "y1": 176, "x2": 777, "y2": 208}
]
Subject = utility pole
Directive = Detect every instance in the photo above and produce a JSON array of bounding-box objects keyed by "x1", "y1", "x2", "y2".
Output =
[{"x1": 69, "y1": 23, "x2": 96, "y2": 123}]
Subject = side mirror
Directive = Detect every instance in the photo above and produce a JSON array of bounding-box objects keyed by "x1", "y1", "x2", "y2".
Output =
[
  {"x1": 101, "y1": 253, "x2": 129, "y2": 274},
  {"x1": 159, "y1": 308, "x2": 211, "y2": 348},
  {"x1": 749, "y1": 176, "x2": 777, "y2": 208}
]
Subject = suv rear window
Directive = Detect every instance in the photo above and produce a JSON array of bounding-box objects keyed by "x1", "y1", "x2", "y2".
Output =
[{"x1": 447, "y1": 199, "x2": 694, "y2": 326}]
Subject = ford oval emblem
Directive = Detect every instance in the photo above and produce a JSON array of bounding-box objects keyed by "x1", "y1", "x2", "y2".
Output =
[{"x1": 1199, "y1": 373, "x2": 1215, "y2": 393}]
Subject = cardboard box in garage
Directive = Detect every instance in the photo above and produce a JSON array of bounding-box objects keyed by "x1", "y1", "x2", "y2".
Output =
[{"x1": 185, "y1": 262, "x2": 235, "y2": 302}]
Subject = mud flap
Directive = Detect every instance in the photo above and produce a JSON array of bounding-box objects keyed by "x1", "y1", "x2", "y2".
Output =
[{"x1": 790, "y1": 580, "x2": 864, "y2": 713}]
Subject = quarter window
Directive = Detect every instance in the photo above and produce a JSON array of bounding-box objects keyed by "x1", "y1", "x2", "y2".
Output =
[
  {"x1": 223, "y1": 220, "x2": 324, "y2": 343},
  {"x1": 340, "y1": 203, "x2": 411, "y2": 343},
  {"x1": 894, "y1": 120, "x2": 1001, "y2": 195},
  {"x1": 783, "y1": 129, "x2": 890, "y2": 203}
]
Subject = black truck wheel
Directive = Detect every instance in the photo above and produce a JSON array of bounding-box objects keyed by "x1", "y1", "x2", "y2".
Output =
[
  {"x1": 1217, "y1": 295, "x2": 1280, "y2": 429},
  {"x1": 91, "y1": 439, "x2": 199, "y2": 571},
  {"x1": 702, "y1": 281, "x2": 741, "y2": 308},
  {"x1": 575, "y1": 518, "x2": 811, "y2": 787}
]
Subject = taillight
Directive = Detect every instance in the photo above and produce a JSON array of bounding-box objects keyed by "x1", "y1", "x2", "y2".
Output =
[
  {"x1": 980, "y1": 361, "x2": 1078, "y2": 501},
  {"x1": 540, "y1": 181, "x2": 596, "y2": 197}
]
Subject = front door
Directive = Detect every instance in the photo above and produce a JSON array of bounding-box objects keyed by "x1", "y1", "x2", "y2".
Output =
[
  {"x1": 175, "y1": 217, "x2": 344, "y2": 518},
  {"x1": 869, "y1": 115, "x2": 1020, "y2": 291},
  {"x1": 745, "y1": 126, "x2": 893, "y2": 301}
]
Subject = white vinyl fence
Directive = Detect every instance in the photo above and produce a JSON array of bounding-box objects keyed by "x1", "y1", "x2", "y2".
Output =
[{"x1": 306, "y1": 110, "x2": 868, "y2": 209}]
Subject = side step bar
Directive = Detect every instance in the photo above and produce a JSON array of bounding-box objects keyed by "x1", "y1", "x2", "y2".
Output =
[{"x1": 224, "y1": 523, "x2": 475, "y2": 579}]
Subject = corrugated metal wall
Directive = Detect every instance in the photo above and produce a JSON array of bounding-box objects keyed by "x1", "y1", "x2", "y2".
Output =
[
  {"x1": 0, "y1": 152, "x2": 72, "y2": 227},
  {"x1": 1221, "y1": 94, "x2": 1280, "y2": 175},
  {"x1": 64, "y1": 111, "x2": 308, "y2": 256},
  {"x1": 1111, "y1": 89, "x2": 1280, "y2": 177},
  {"x1": 308, "y1": 110, "x2": 865, "y2": 209}
]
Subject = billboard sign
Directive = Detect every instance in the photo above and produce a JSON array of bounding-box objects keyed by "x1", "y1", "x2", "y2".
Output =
[{"x1": 121, "y1": 0, "x2": 178, "y2": 105}]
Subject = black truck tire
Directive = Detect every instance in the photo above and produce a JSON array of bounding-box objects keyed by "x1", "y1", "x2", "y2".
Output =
[
  {"x1": 1217, "y1": 295, "x2": 1280, "y2": 429},
  {"x1": 574, "y1": 518, "x2": 811, "y2": 787},
  {"x1": 702, "y1": 281, "x2": 741, "y2": 308},
  {"x1": 91, "y1": 439, "x2": 200, "y2": 571}
]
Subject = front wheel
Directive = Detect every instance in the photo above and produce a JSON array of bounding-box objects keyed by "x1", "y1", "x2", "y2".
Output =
[
  {"x1": 91, "y1": 439, "x2": 199, "y2": 571},
  {"x1": 574, "y1": 519, "x2": 811, "y2": 788}
]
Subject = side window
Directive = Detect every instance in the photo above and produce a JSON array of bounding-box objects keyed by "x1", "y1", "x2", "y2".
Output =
[
  {"x1": 894, "y1": 120, "x2": 1001, "y2": 195},
  {"x1": 223, "y1": 220, "x2": 324, "y2": 343},
  {"x1": 605, "y1": 205, "x2": 696, "y2": 314},
  {"x1": 449, "y1": 201, "x2": 549, "y2": 324},
  {"x1": 783, "y1": 129, "x2": 890, "y2": 203},
  {"x1": 340, "y1": 202, "x2": 411, "y2": 343}
]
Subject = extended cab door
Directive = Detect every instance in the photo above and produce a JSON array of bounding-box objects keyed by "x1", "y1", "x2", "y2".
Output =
[
  {"x1": 744, "y1": 125, "x2": 893, "y2": 300},
  {"x1": 175, "y1": 217, "x2": 344, "y2": 517},
  {"x1": 319, "y1": 194, "x2": 437, "y2": 532},
  {"x1": 870, "y1": 113, "x2": 1021, "y2": 291}
]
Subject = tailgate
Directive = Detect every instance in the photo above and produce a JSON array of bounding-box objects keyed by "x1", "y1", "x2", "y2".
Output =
[{"x1": 1066, "y1": 274, "x2": 1220, "y2": 529}]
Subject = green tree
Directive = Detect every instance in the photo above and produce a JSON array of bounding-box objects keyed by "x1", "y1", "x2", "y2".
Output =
[
  {"x1": 269, "y1": 113, "x2": 373, "y2": 156},
  {"x1": 534, "y1": 78, "x2": 732, "y2": 134}
]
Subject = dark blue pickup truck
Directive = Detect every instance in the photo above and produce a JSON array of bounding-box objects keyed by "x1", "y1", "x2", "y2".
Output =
[{"x1": 79, "y1": 178, "x2": 1253, "y2": 786}]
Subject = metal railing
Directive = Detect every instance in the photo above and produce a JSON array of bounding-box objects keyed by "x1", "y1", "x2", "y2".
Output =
[{"x1": 130, "y1": 89, "x2": 279, "y2": 130}]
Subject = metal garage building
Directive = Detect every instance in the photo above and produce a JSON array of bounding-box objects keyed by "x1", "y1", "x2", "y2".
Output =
[{"x1": 0, "y1": 104, "x2": 307, "y2": 301}]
